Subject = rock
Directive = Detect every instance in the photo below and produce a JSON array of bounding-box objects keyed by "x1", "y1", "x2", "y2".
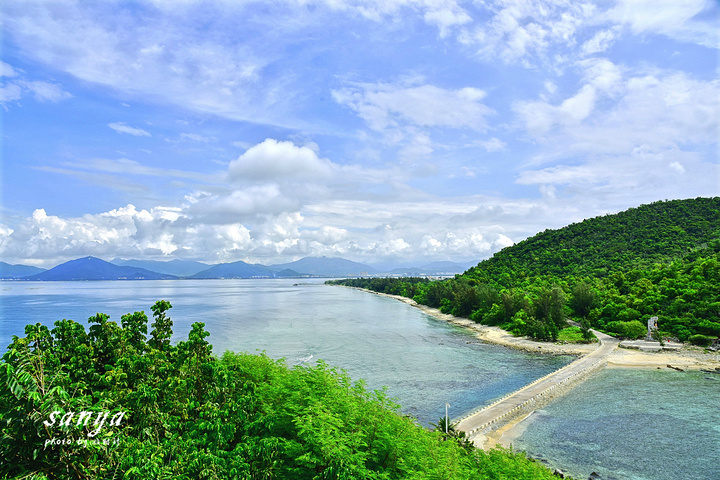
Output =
[
  {"x1": 588, "y1": 472, "x2": 601, "y2": 479},
  {"x1": 553, "y1": 468, "x2": 565, "y2": 478},
  {"x1": 667, "y1": 364, "x2": 684, "y2": 372}
]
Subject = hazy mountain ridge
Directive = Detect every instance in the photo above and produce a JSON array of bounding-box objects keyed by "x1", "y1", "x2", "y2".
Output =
[
  {"x1": 112, "y1": 258, "x2": 210, "y2": 277},
  {"x1": 0, "y1": 262, "x2": 46, "y2": 279},
  {"x1": 24, "y1": 257, "x2": 178, "y2": 281},
  {"x1": 2, "y1": 256, "x2": 463, "y2": 280}
]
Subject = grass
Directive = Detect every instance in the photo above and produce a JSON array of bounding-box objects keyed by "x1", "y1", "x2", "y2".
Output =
[{"x1": 558, "y1": 325, "x2": 596, "y2": 343}]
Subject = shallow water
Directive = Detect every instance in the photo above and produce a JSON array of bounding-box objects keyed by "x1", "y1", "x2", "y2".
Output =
[
  {"x1": 0, "y1": 279, "x2": 572, "y2": 426},
  {"x1": 514, "y1": 368, "x2": 719, "y2": 480}
]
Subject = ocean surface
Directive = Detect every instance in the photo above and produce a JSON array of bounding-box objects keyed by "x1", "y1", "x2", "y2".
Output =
[
  {"x1": 1, "y1": 279, "x2": 716, "y2": 479},
  {"x1": 514, "y1": 368, "x2": 719, "y2": 480}
]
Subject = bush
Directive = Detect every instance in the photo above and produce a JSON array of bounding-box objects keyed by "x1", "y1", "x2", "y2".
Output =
[
  {"x1": 606, "y1": 320, "x2": 647, "y2": 339},
  {"x1": 558, "y1": 326, "x2": 596, "y2": 343},
  {"x1": 688, "y1": 334, "x2": 714, "y2": 347}
]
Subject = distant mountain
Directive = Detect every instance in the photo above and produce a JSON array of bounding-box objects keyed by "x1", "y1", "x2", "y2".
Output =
[
  {"x1": 271, "y1": 257, "x2": 376, "y2": 277},
  {"x1": 420, "y1": 261, "x2": 476, "y2": 272},
  {"x1": 388, "y1": 261, "x2": 474, "y2": 276},
  {"x1": 25, "y1": 257, "x2": 177, "y2": 281},
  {"x1": 190, "y1": 260, "x2": 277, "y2": 279},
  {"x1": 275, "y1": 269, "x2": 303, "y2": 278},
  {"x1": 0, "y1": 262, "x2": 46, "y2": 279},
  {"x1": 112, "y1": 258, "x2": 210, "y2": 277}
]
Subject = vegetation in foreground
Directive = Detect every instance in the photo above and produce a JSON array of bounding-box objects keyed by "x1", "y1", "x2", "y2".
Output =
[
  {"x1": 0, "y1": 302, "x2": 570, "y2": 479},
  {"x1": 330, "y1": 198, "x2": 720, "y2": 345}
]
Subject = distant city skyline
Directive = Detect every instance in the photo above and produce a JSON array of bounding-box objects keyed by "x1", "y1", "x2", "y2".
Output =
[{"x1": 1, "y1": 0, "x2": 718, "y2": 268}]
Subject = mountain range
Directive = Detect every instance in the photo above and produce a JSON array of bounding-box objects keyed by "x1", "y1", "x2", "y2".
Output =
[
  {"x1": 0, "y1": 256, "x2": 471, "y2": 281},
  {"x1": 0, "y1": 262, "x2": 46, "y2": 279},
  {"x1": 23, "y1": 257, "x2": 178, "y2": 281}
]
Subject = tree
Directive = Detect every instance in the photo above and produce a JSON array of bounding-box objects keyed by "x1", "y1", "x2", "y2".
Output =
[
  {"x1": 149, "y1": 300, "x2": 173, "y2": 351},
  {"x1": 571, "y1": 281, "x2": 598, "y2": 318}
]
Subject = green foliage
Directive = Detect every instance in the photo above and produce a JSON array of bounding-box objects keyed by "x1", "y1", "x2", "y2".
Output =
[
  {"x1": 688, "y1": 334, "x2": 714, "y2": 347},
  {"x1": 1, "y1": 302, "x2": 570, "y2": 480},
  {"x1": 606, "y1": 320, "x2": 647, "y2": 339},
  {"x1": 557, "y1": 326, "x2": 596, "y2": 344},
  {"x1": 329, "y1": 198, "x2": 720, "y2": 343}
]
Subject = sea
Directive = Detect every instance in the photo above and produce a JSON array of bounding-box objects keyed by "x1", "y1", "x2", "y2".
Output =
[{"x1": 1, "y1": 278, "x2": 717, "y2": 479}]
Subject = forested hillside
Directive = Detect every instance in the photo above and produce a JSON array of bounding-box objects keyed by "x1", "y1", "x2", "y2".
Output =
[
  {"x1": 0, "y1": 302, "x2": 568, "y2": 479},
  {"x1": 465, "y1": 197, "x2": 720, "y2": 284},
  {"x1": 331, "y1": 198, "x2": 720, "y2": 345}
]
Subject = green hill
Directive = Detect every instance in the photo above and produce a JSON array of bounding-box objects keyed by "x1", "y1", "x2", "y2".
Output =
[
  {"x1": 331, "y1": 198, "x2": 720, "y2": 344},
  {"x1": 464, "y1": 197, "x2": 720, "y2": 285}
]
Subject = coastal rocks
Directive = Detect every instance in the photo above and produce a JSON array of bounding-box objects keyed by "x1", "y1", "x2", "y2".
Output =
[
  {"x1": 552, "y1": 468, "x2": 566, "y2": 478},
  {"x1": 588, "y1": 472, "x2": 601, "y2": 479},
  {"x1": 667, "y1": 364, "x2": 685, "y2": 372}
]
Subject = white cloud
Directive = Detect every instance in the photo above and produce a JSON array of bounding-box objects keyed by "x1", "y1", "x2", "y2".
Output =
[
  {"x1": 0, "y1": 83, "x2": 23, "y2": 104},
  {"x1": 180, "y1": 133, "x2": 216, "y2": 143},
  {"x1": 607, "y1": 0, "x2": 719, "y2": 48},
  {"x1": 228, "y1": 139, "x2": 335, "y2": 182},
  {"x1": 0, "y1": 61, "x2": 19, "y2": 77},
  {"x1": 333, "y1": 82, "x2": 492, "y2": 131},
  {"x1": 0, "y1": 61, "x2": 71, "y2": 105},
  {"x1": 669, "y1": 161, "x2": 686, "y2": 175},
  {"x1": 478, "y1": 137, "x2": 506, "y2": 152},
  {"x1": 21, "y1": 80, "x2": 72, "y2": 102},
  {"x1": 515, "y1": 84, "x2": 597, "y2": 136},
  {"x1": 423, "y1": 4, "x2": 472, "y2": 38},
  {"x1": 108, "y1": 122, "x2": 152, "y2": 137},
  {"x1": 580, "y1": 27, "x2": 620, "y2": 56},
  {"x1": 578, "y1": 57, "x2": 623, "y2": 93},
  {"x1": 460, "y1": 0, "x2": 596, "y2": 65}
]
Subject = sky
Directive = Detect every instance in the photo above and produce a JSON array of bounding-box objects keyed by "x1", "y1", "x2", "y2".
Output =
[{"x1": 1, "y1": 0, "x2": 718, "y2": 269}]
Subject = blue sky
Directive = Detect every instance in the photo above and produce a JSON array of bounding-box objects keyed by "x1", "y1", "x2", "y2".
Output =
[{"x1": 1, "y1": 0, "x2": 718, "y2": 268}]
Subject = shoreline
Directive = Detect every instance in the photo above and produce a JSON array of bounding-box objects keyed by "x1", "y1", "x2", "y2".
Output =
[
  {"x1": 353, "y1": 287, "x2": 720, "y2": 453},
  {"x1": 355, "y1": 288, "x2": 720, "y2": 371}
]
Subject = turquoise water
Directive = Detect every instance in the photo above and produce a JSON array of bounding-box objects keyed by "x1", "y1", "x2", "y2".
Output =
[
  {"x1": 514, "y1": 368, "x2": 719, "y2": 480},
  {"x1": 0, "y1": 279, "x2": 572, "y2": 426}
]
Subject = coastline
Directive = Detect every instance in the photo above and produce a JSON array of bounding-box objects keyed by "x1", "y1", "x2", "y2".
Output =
[
  {"x1": 354, "y1": 287, "x2": 720, "y2": 453},
  {"x1": 356, "y1": 288, "x2": 720, "y2": 371}
]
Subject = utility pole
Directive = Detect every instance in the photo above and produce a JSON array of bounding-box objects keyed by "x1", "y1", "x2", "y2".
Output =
[{"x1": 445, "y1": 403, "x2": 449, "y2": 435}]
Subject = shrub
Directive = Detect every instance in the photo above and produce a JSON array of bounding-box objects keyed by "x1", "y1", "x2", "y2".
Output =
[
  {"x1": 606, "y1": 320, "x2": 647, "y2": 339},
  {"x1": 688, "y1": 334, "x2": 713, "y2": 347}
]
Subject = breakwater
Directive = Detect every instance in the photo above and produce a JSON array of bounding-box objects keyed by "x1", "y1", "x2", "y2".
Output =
[{"x1": 455, "y1": 331, "x2": 618, "y2": 444}]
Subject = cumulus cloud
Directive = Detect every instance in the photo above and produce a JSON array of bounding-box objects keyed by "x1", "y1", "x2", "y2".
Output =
[
  {"x1": 108, "y1": 122, "x2": 152, "y2": 137},
  {"x1": 514, "y1": 66, "x2": 719, "y2": 203},
  {"x1": 423, "y1": 3, "x2": 472, "y2": 38},
  {"x1": 1, "y1": 184, "x2": 582, "y2": 267},
  {"x1": 515, "y1": 83, "x2": 597, "y2": 136},
  {"x1": 228, "y1": 139, "x2": 335, "y2": 182}
]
